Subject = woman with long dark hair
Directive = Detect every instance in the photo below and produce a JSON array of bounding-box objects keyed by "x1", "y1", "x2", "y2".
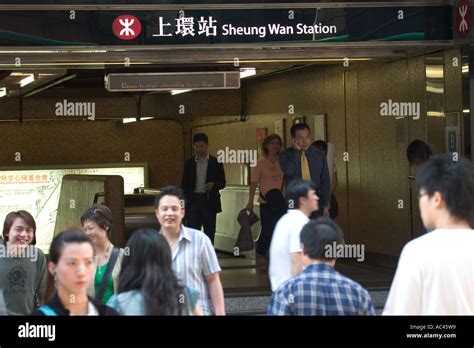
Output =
[
  {"x1": 107, "y1": 229, "x2": 202, "y2": 315},
  {"x1": 406, "y1": 140, "x2": 434, "y2": 237},
  {"x1": 32, "y1": 229, "x2": 118, "y2": 315}
]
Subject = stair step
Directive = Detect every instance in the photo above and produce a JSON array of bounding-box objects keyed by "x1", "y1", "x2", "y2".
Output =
[{"x1": 223, "y1": 289, "x2": 389, "y2": 315}]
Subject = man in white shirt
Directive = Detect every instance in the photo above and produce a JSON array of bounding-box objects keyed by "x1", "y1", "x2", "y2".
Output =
[
  {"x1": 383, "y1": 154, "x2": 474, "y2": 315},
  {"x1": 269, "y1": 179, "x2": 319, "y2": 291}
]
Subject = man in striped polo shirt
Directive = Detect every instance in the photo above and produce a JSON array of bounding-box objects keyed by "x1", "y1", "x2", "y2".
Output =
[{"x1": 155, "y1": 186, "x2": 225, "y2": 315}]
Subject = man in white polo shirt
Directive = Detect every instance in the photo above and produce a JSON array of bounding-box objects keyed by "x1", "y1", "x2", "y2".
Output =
[
  {"x1": 383, "y1": 154, "x2": 474, "y2": 315},
  {"x1": 269, "y1": 179, "x2": 319, "y2": 291}
]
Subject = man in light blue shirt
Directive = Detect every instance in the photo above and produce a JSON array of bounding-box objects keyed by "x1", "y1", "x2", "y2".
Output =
[{"x1": 154, "y1": 186, "x2": 225, "y2": 315}]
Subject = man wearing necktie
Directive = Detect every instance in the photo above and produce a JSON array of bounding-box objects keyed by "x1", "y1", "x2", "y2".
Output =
[{"x1": 279, "y1": 123, "x2": 331, "y2": 218}]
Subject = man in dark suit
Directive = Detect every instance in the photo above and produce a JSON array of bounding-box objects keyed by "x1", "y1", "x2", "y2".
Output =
[
  {"x1": 181, "y1": 133, "x2": 226, "y2": 244},
  {"x1": 279, "y1": 123, "x2": 331, "y2": 219}
]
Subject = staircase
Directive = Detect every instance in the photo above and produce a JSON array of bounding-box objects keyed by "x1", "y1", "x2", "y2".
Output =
[
  {"x1": 224, "y1": 288, "x2": 389, "y2": 315},
  {"x1": 218, "y1": 254, "x2": 393, "y2": 315}
]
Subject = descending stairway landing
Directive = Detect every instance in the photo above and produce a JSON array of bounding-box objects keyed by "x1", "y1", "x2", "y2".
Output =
[{"x1": 217, "y1": 255, "x2": 395, "y2": 315}]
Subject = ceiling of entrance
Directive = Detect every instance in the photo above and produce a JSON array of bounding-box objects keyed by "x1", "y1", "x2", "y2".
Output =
[{"x1": 0, "y1": 41, "x2": 452, "y2": 98}]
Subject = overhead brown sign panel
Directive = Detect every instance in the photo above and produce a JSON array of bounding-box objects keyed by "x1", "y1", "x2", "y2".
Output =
[{"x1": 105, "y1": 72, "x2": 240, "y2": 92}]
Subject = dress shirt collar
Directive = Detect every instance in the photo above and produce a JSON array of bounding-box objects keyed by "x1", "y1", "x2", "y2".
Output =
[{"x1": 195, "y1": 155, "x2": 209, "y2": 162}]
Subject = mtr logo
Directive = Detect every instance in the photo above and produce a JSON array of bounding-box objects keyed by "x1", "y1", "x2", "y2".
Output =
[
  {"x1": 113, "y1": 15, "x2": 142, "y2": 40},
  {"x1": 456, "y1": 0, "x2": 472, "y2": 38}
]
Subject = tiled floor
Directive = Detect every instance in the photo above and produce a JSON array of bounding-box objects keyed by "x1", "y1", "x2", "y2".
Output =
[
  {"x1": 219, "y1": 255, "x2": 395, "y2": 296},
  {"x1": 334, "y1": 259, "x2": 395, "y2": 288}
]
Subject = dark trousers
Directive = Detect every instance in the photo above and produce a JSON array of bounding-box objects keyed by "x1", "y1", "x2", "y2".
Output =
[
  {"x1": 256, "y1": 203, "x2": 279, "y2": 256},
  {"x1": 186, "y1": 194, "x2": 217, "y2": 244},
  {"x1": 310, "y1": 207, "x2": 324, "y2": 220}
]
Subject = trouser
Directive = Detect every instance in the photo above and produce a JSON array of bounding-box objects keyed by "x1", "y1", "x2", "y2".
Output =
[
  {"x1": 186, "y1": 193, "x2": 217, "y2": 244},
  {"x1": 310, "y1": 207, "x2": 324, "y2": 220},
  {"x1": 256, "y1": 203, "x2": 279, "y2": 256}
]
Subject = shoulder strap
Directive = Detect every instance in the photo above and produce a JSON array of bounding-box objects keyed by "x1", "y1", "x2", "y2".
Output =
[
  {"x1": 185, "y1": 286, "x2": 199, "y2": 314},
  {"x1": 96, "y1": 247, "x2": 120, "y2": 302},
  {"x1": 39, "y1": 305, "x2": 58, "y2": 316}
]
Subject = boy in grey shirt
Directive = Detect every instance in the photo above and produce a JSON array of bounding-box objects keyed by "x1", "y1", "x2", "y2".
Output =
[{"x1": 0, "y1": 211, "x2": 47, "y2": 315}]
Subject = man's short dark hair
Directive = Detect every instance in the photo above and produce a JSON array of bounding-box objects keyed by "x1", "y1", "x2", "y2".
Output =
[
  {"x1": 407, "y1": 139, "x2": 433, "y2": 167},
  {"x1": 154, "y1": 186, "x2": 186, "y2": 209},
  {"x1": 286, "y1": 179, "x2": 316, "y2": 209},
  {"x1": 290, "y1": 123, "x2": 310, "y2": 138},
  {"x1": 300, "y1": 218, "x2": 344, "y2": 260},
  {"x1": 193, "y1": 133, "x2": 208, "y2": 144},
  {"x1": 416, "y1": 154, "x2": 474, "y2": 223},
  {"x1": 312, "y1": 140, "x2": 328, "y2": 156}
]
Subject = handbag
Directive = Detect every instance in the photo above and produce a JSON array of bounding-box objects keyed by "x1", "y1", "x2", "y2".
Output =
[
  {"x1": 260, "y1": 184, "x2": 286, "y2": 218},
  {"x1": 39, "y1": 305, "x2": 58, "y2": 316},
  {"x1": 235, "y1": 209, "x2": 259, "y2": 252}
]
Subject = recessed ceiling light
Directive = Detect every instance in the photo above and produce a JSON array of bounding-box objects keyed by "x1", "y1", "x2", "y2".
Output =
[
  {"x1": 171, "y1": 89, "x2": 191, "y2": 95},
  {"x1": 240, "y1": 68, "x2": 256, "y2": 79},
  {"x1": 122, "y1": 118, "x2": 137, "y2": 124},
  {"x1": 20, "y1": 74, "x2": 35, "y2": 87}
]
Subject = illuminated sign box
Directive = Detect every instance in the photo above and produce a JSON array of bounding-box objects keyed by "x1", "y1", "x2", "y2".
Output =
[
  {"x1": 105, "y1": 72, "x2": 240, "y2": 92},
  {"x1": 0, "y1": 164, "x2": 147, "y2": 252}
]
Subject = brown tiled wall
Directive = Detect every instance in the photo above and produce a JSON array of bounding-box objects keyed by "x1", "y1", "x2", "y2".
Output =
[
  {"x1": 192, "y1": 51, "x2": 462, "y2": 257},
  {"x1": 0, "y1": 119, "x2": 184, "y2": 188}
]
